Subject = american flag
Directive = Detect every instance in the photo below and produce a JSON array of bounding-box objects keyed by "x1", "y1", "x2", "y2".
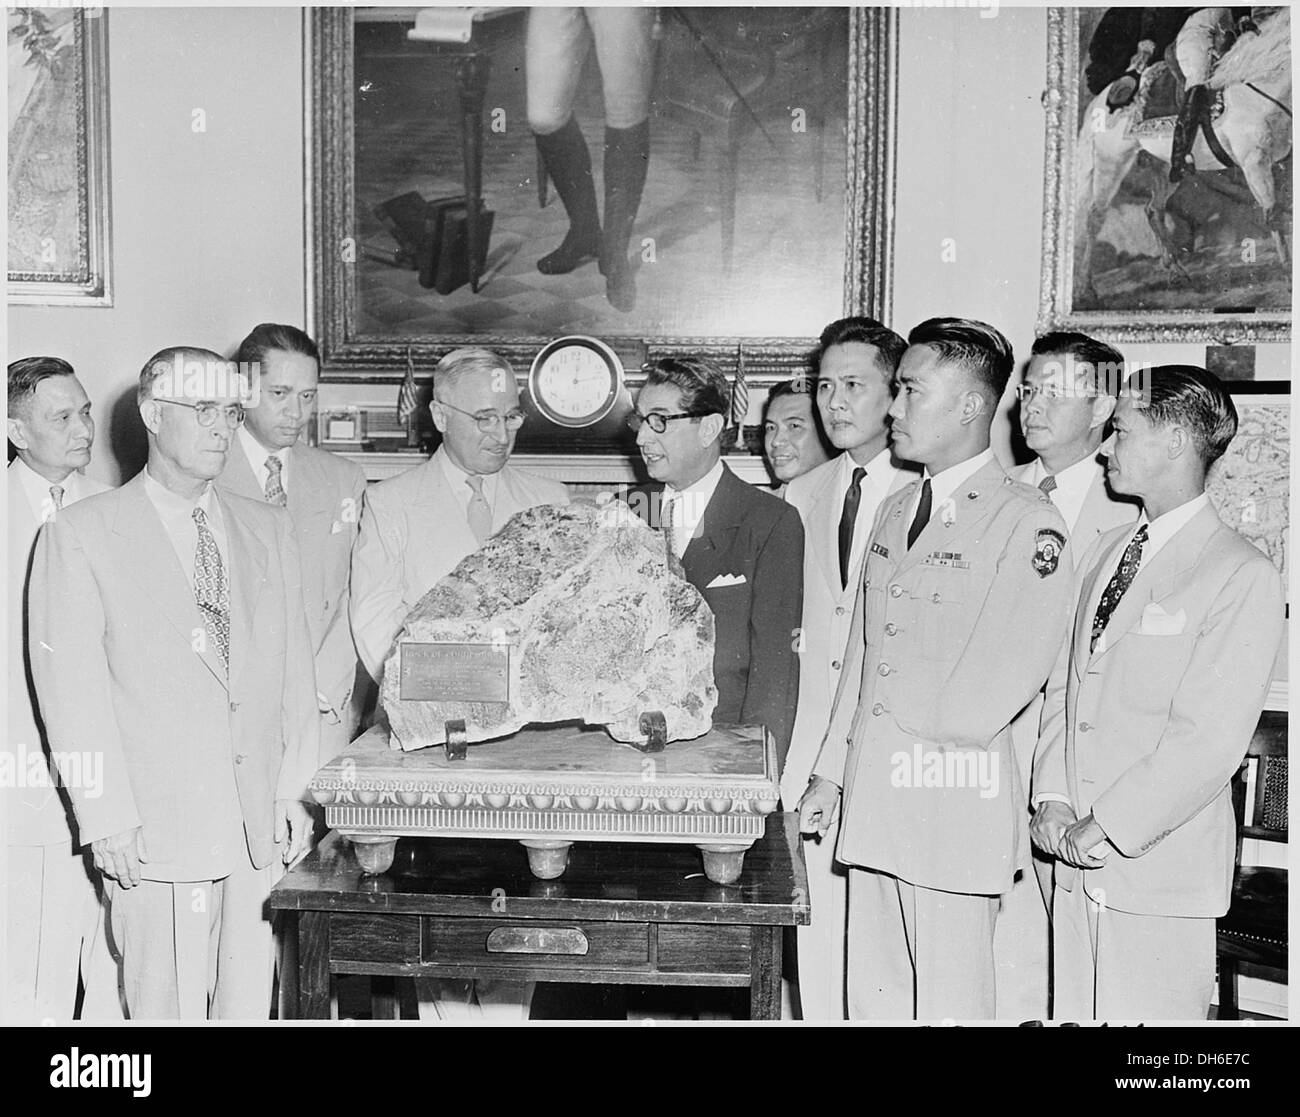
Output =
[
  {"x1": 730, "y1": 343, "x2": 749, "y2": 429},
  {"x1": 398, "y1": 347, "x2": 418, "y2": 424}
]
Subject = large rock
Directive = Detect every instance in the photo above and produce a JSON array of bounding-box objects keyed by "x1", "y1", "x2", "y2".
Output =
[{"x1": 382, "y1": 499, "x2": 717, "y2": 751}]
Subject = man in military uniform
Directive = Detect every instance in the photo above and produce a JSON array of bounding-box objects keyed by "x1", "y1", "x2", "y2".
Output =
[{"x1": 798, "y1": 318, "x2": 1075, "y2": 1020}]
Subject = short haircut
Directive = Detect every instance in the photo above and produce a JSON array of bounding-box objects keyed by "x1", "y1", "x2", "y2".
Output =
[
  {"x1": 642, "y1": 356, "x2": 730, "y2": 420},
  {"x1": 907, "y1": 317, "x2": 1015, "y2": 402},
  {"x1": 235, "y1": 323, "x2": 320, "y2": 372},
  {"x1": 8, "y1": 356, "x2": 75, "y2": 417},
  {"x1": 765, "y1": 375, "x2": 815, "y2": 407},
  {"x1": 1031, "y1": 331, "x2": 1126, "y2": 398},
  {"x1": 137, "y1": 346, "x2": 228, "y2": 404},
  {"x1": 813, "y1": 317, "x2": 907, "y2": 379},
  {"x1": 1129, "y1": 364, "x2": 1237, "y2": 468},
  {"x1": 433, "y1": 346, "x2": 513, "y2": 399}
]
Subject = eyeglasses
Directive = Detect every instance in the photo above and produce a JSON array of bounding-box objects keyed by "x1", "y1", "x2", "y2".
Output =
[
  {"x1": 435, "y1": 398, "x2": 526, "y2": 432},
  {"x1": 626, "y1": 410, "x2": 709, "y2": 434},
  {"x1": 1014, "y1": 382, "x2": 1096, "y2": 403},
  {"x1": 154, "y1": 397, "x2": 245, "y2": 428}
]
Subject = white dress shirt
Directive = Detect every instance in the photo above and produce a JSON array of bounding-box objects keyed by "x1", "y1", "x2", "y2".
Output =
[
  {"x1": 13, "y1": 456, "x2": 95, "y2": 522},
  {"x1": 908, "y1": 447, "x2": 997, "y2": 530},
  {"x1": 839, "y1": 446, "x2": 905, "y2": 579},
  {"x1": 1025, "y1": 453, "x2": 1102, "y2": 534},
  {"x1": 438, "y1": 447, "x2": 500, "y2": 523},
  {"x1": 143, "y1": 468, "x2": 226, "y2": 593},
  {"x1": 237, "y1": 426, "x2": 290, "y2": 499},
  {"x1": 663, "y1": 459, "x2": 725, "y2": 560}
]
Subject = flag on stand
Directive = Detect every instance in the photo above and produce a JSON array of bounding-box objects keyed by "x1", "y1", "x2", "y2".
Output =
[
  {"x1": 730, "y1": 343, "x2": 749, "y2": 431},
  {"x1": 398, "y1": 347, "x2": 418, "y2": 424}
]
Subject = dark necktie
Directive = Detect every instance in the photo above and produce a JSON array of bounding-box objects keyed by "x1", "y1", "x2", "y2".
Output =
[
  {"x1": 264, "y1": 454, "x2": 287, "y2": 507},
  {"x1": 907, "y1": 477, "x2": 933, "y2": 551},
  {"x1": 1039, "y1": 474, "x2": 1057, "y2": 496},
  {"x1": 837, "y1": 467, "x2": 867, "y2": 589},
  {"x1": 193, "y1": 507, "x2": 230, "y2": 674},
  {"x1": 1091, "y1": 525, "x2": 1149, "y2": 652}
]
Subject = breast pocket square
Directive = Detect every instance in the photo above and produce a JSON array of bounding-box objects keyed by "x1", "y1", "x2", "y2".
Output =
[
  {"x1": 706, "y1": 573, "x2": 747, "y2": 589},
  {"x1": 1139, "y1": 603, "x2": 1187, "y2": 636}
]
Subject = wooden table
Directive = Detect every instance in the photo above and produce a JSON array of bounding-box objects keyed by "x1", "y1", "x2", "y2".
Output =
[{"x1": 270, "y1": 816, "x2": 809, "y2": 1020}]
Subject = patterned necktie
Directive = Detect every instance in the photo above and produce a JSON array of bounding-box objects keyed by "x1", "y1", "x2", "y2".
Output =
[
  {"x1": 837, "y1": 467, "x2": 866, "y2": 590},
  {"x1": 907, "y1": 477, "x2": 933, "y2": 551},
  {"x1": 264, "y1": 454, "x2": 287, "y2": 507},
  {"x1": 1039, "y1": 474, "x2": 1057, "y2": 496},
  {"x1": 193, "y1": 507, "x2": 230, "y2": 674},
  {"x1": 1091, "y1": 524, "x2": 1149, "y2": 653},
  {"x1": 662, "y1": 492, "x2": 679, "y2": 560},
  {"x1": 466, "y1": 474, "x2": 492, "y2": 544},
  {"x1": 46, "y1": 484, "x2": 65, "y2": 521}
]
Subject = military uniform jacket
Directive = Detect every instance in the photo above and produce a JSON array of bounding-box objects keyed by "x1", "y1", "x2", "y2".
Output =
[
  {"x1": 1034, "y1": 503, "x2": 1284, "y2": 918},
  {"x1": 813, "y1": 457, "x2": 1074, "y2": 896}
]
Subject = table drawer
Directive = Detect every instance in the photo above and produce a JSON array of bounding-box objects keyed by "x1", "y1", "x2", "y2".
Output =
[
  {"x1": 331, "y1": 913, "x2": 421, "y2": 964},
  {"x1": 424, "y1": 919, "x2": 650, "y2": 968},
  {"x1": 656, "y1": 924, "x2": 752, "y2": 974}
]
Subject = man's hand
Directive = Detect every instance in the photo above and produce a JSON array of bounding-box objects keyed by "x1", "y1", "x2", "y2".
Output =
[
  {"x1": 1058, "y1": 812, "x2": 1109, "y2": 870},
  {"x1": 92, "y1": 827, "x2": 148, "y2": 888},
  {"x1": 1029, "y1": 801, "x2": 1076, "y2": 859},
  {"x1": 276, "y1": 799, "x2": 315, "y2": 866},
  {"x1": 797, "y1": 776, "x2": 841, "y2": 837}
]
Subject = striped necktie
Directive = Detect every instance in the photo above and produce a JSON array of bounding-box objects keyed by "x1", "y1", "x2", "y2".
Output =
[{"x1": 1039, "y1": 474, "x2": 1057, "y2": 496}]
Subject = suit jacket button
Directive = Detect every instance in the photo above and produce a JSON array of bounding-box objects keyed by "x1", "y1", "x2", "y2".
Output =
[
  {"x1": 863, "y1": 579, "x2": 871, "y2": 589},
  {"x1": 931, "y1": 592, "x2": 941, "y2": 603},
  {"x1": 229, "y1": 701, "x2": 239, "y2": 712},
  {"x1": 871, "y1": 703, "x2": 885, "y2": 716},
  {"x1": 878, "y1": 663, "x2": 891, "y2": 676},
  {"x1": 831, "y1": 659, "x2": 841, "y2": 671},
  {"x1": 835, "y1": 606, "x2": 846, "y2": 617},
  {"x1": 890, "y1": 584, "x2": 903, "y2": 598},
  {"x1": 884, "y1": 623, "x2": 897, "y2": 636},
  {"x1": 234, "y1": 754, "x2": 245, "y2": 765},
  {"x1": 1079, "y1": 721, "x2": 1092, "y2": 732}
]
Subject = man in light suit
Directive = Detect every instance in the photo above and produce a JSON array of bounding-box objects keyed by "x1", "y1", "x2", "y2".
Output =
[
  {"x1": 781, "y1": 318, "x2": 916, "y2": 1020},
  {"x1": 994, "y1": 331, "x2": 1139, "y2": 1020},
  {"x1": 350, "y1": 347, "x2": 569, "y2": 684},
  {"x1": 6, "y1": 357, "x2": 120, "y2": 1022},
  {"x1": 625, "y1": 356, "x2": 804, "y2": 768},
  {"x1": 800, "y1": 318, "x2": 1074, "y2": 1020},
  {"x1": 1032, "y1": 365, "x2": 1284, "y2": 1020},
  {"x1": 28, "y1": 346, "x2": 319, "y2": 1019},
  {"x1": 350, "y1": 346, "x2": 566, "y2": 1020},
  {"x1": 216, "y1": 324, "x2": 367, "y2": 766}
]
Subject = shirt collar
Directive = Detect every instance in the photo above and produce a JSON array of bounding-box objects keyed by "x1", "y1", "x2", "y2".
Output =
[
  {"x1": 13, "y1": 455, "x2": 85, "y2": 519},
  {"x1": 238, "y1": 425, "x2": 287, "y2": 477},
  {"x1": 1138, "y1": 492, "x2": 1209, "y2": 553},
  {"x1": 839, "y1": 445, "x2": 893, "y2": 486},
  {"x1": 143, "y1": 465, "x2": 215, "y2": 516},
  {"x1": 438, "y1": 445, "x2": 498, "y2": 499},
  {"x1": 667, "y1": 457, "x2": 725, "y2": 500},
  {"x1": 924, "y1": 447, "x2": 996, "y2": 508}
]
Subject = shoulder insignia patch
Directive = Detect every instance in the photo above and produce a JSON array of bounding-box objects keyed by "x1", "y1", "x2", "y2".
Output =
[{"x1": 1033, "y1": 528, "x2": 1066, "y2": 578}]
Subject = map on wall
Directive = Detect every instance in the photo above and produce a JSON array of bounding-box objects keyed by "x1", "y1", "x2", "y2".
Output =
[{"x1": 1207, "y1": 399, "x2": 1289, "y2": 585}]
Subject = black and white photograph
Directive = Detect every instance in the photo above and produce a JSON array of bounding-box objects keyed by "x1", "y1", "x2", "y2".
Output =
[{"x1": 3, "y1": 0, "x2": 1292, "y2": 1055}]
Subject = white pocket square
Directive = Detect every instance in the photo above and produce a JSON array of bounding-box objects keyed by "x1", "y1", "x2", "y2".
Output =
[
  {"x1": 706, "y1": 573, "x2": 747, "y2": 589},
  {"x1": 1139, "y1": 603, "x2": 1187, "y2": 636},
  {"x1": 330, "y1": 520, "x2": 346, "y2": 534}
]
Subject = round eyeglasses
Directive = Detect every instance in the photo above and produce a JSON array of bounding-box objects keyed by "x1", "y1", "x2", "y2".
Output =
[
  {"x1": 435, "y1": 398, "x2": 526, "y2": 432},
  {"x1": 154, "y1": 397, "x2": 245, "y2": 428}
]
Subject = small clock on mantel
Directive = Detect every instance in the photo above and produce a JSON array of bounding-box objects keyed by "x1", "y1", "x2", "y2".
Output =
[{"x1": 527, "y1": 335, "x2": 625, "y2": 429}]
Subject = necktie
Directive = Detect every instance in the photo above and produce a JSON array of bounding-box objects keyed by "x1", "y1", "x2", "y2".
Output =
[
  {"x1": 1039, "y1": 474, "x2": 1057, "y2": 496},
  {"x1": 264, "y1": 454, "x2": 287, "y2": 507},
  {"x1": 193, "y1": 507, "x2": 230, "y2": 674},
  {"x1": 466, "y1": 474, "x2": 492, "y2": 544},
  {"x1": 837, "y1": 467, "x2": 866, "y2": 590},
  {"x1": 662, "y1": 492, "x2": 679, "y2": 560},
  {"x1": 46, "y1": 484, "x2": 65, "y2": 521},
  {"x1": 907, "y1": 477, "x2": 932, "y2": 551},
  {"x1": 1090, "y1": 525, "x2": 1148, "y2": 652}
]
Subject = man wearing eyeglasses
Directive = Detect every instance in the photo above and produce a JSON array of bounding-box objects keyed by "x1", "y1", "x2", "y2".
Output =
[
  {"x1": 350, "y1": 346, "x2": 569, "y2": 687},
  {"x1": 27, "y1": 346, "x2": 320, "y2": 1019},
  {"x1": 216, "y1": 324, "x2": 367, "y2": 769},
  {"x1": 625, "y1": 356, "x2": 804, "y2": 769},
  {"x1": 995, "y1": 332, "x2": 1141, "y2": 1019}
]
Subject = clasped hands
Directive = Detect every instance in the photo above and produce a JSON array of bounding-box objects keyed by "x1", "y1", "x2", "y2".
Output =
[
  {"x1": 1030, "y1": 802, "x2": 1109, "y2": 869},
  {"x1": 90, "y1": 799, "x2": 316, "y2": 887}
]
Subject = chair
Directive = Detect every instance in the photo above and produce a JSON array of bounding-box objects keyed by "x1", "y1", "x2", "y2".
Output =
[{"x1": 1216, "y1": 709, "x2": 1287, "y2": 1019}]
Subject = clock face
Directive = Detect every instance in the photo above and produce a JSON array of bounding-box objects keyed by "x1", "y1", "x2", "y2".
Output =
[{"x1": 529, "y1": 337, "x2": 623, "y2": 428}]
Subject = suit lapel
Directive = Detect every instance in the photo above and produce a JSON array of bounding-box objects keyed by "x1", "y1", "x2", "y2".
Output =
[
  {"x1": 216, "y1": 489, "x2": 267, "y2": 688},
  {"x1": 114, "y1": 474, "x2": 228, "y2": 691},
  {"x1": 420, "y1": 453, "x2": 477, "y2": 560},
  {"x1": 218, "y1": 437, "x2": 264, "y2": 502},
  {"x1": 683, "y1": 467, "x2": 743, "y2": 588},
  {"x1": 809, "y1": 463, "x2": 845, "y2": 596}
]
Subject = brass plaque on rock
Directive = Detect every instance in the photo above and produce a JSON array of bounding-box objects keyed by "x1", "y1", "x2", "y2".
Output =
[{"x1": 399, "y1": 642, "x2": 510, "y2": 704}]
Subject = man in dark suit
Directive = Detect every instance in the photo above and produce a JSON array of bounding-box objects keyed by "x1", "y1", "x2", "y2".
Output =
[{"x1": 625, "y1": 357, "x2": 804, "y2": 767}]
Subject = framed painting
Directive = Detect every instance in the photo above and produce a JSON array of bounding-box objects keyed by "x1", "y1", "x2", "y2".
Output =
[
  {"x1": 7, "y1": 6, "x2": 112, "y2": 306},
  {"x1": 1039, "y1": 7, "x2": 1291, "y2": 343},
  {"x1": 306, "y1": 5, "x2": 897, "y2": 381}
]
